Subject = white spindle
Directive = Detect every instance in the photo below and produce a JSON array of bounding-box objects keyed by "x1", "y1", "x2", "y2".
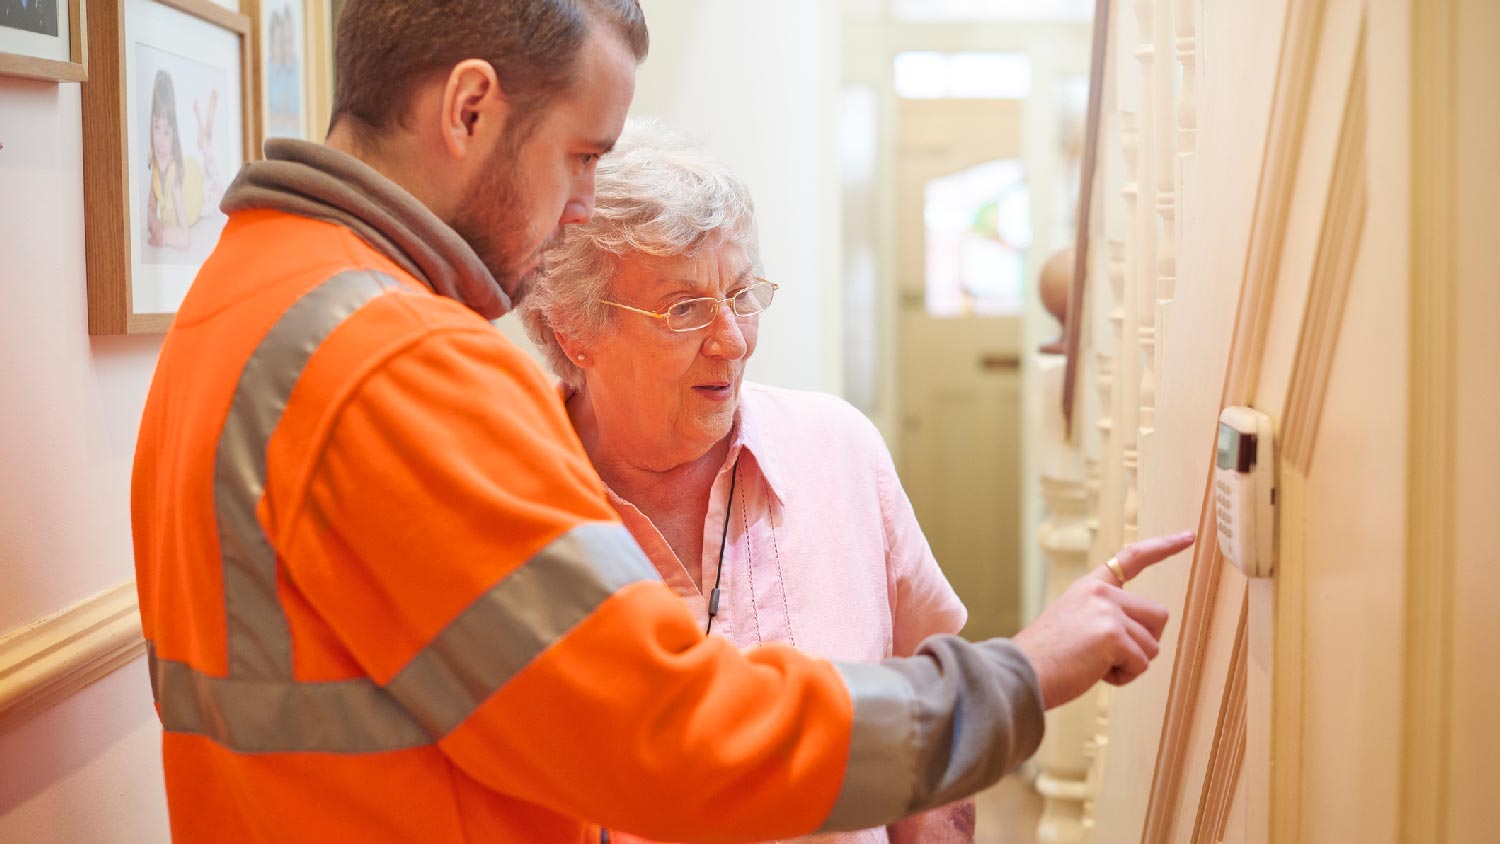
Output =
[
  {"x1": 1154, "y1": 0, "x2": 1179, "y2": 304},
  {"x1": 1036, "y1": 462, "x2": 1095, "y2": 844},
  {"x1": 1119, "y1": 114, "x2": 1141, "y2": 544},
  {"x1": 1174, "y1": 0, "x2": 1198, "y2": 158},
  {"x1": 1099, "y1": 237, "x2": 1127, "y2": 553},
  {"x1": 1079, "y1": 687, "x2": 1115, "y2": 843}
]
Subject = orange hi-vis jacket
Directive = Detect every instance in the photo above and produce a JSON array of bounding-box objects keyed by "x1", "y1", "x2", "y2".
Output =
[{"x1": 132, "y1": 140, "x2": 1044, "y2": 843}]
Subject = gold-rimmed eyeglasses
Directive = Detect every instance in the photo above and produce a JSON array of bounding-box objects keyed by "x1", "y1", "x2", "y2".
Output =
[{"x1": 598, "y1": 279, "x2": 779, "y2": 333}]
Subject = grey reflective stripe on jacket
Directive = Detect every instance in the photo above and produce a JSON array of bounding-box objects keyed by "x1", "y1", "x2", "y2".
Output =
[
  {"x1": 215, "y1": 271, "x2": 400, "y2": 682},
  {"x1": 149, "y1": 521, "x2": 658, "y2": 753},
  {"x1": 818, "y1": 636, "x2": 1046, "y2": 832},
  {"x1": 150, "y1": 270, "x2": 659, "y2": 754}
]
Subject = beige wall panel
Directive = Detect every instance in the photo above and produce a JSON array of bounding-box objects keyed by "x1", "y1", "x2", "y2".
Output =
[
  {"x1": 1252, "y1": 0, "x2": 1366, "y2": 422},
  {"x1": 1097, "y1": 0, "x2": 1497, "y2": 840},
  {"x1": 1271, "y1": 3, "x2": 1412, "y2": 842},
  {"x1": 1168, "y1": 5, "x2": 1368, "y2": 841},
  {"x1": 1092, "y1": 0, "x2": 1286, "y2": 838},
  {"x1": 1267, "y1": 6, "x2": 1408, "y2": 841},
  {"x1": 1296, "y1": 206, "x2": 1409, "y2": 844},
  {"x1": 1164, "y1": 567, "x2": 1246, "y2": 840},
  {"x1": 1286, "y1": 4, "x2": 1413, "y2": 838},
  {"x1": 1224, "y1": 755, "x2": 1249, "y2": 844},
  {"x1": 1247, "y1": 6, "x2": 1366, "y2": 837},
  {"x1": 1448, "y1": 0, "x2": 1500, "y2": 833}
]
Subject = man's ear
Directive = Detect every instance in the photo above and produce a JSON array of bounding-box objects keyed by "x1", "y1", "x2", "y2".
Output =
[{"x1": 440, "y1": 59, "x2": 507, "y2": 160}]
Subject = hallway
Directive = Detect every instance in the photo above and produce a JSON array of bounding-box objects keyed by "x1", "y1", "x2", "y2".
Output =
[
  {"x1": 975, "y1": 776, "x2": 1042, "y2": 844},
  {"x1": 2, "y1": 0, "x2": 1498, "y2": 841}
]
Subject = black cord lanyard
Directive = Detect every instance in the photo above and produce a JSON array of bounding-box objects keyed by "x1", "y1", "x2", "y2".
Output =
[
  {"x1": 705, "y1": 455, "x2": 740, "y2": 634},
  {"x1": 600, "y1": 459, "x2": 739, "y2": 844}
]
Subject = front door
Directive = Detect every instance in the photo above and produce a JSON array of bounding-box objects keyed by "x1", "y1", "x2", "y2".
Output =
[{"x1": 895, "y1": 97, "x2": 1027, "y2": 640}]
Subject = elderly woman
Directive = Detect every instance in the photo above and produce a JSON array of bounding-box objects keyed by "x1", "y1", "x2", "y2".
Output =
[{"x1": 519, "y1": 120, "x2": 976, "y2": 844}]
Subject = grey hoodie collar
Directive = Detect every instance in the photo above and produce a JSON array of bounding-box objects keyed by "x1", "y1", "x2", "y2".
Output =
[{"x1": 221, "y1": 138, "x2": 511, "y2": 319}]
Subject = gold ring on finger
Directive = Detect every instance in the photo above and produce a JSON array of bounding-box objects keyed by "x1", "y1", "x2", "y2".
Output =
[{"x1": 1106, "y1": 556, "x2": 1129, "y2": 585}]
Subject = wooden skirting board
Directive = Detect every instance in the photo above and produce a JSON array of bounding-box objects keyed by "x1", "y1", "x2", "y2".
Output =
[{"x1": 0, "y1": 582, "x2": 146, "y2": 736}]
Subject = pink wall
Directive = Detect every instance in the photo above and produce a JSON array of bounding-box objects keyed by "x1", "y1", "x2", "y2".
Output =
[
  {"x1": 0, "y1": 9, "x2": 840, "y2": 837},
  {"x1": 0, "y1": 77, "x2": 169, "y2": 841}
]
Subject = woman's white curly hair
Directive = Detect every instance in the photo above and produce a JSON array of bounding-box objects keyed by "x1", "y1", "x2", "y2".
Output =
[{"x1": 516, "y1": 118, "x2": 762, "y2": 390}]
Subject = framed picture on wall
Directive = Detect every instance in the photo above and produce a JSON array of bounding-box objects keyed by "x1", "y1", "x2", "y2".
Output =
[
  {"x1": 303, "y1": 0, "x2": 332, "y2": 137},
  {"x1": 248, "y1": 0, "x2": 314, "y2": 140},
  {"x1": 81, "y1": 0, "x2": 255, "y2": 334},
  {"x1": 0, "y1": 0, "x2": 87, "y2": 81}
]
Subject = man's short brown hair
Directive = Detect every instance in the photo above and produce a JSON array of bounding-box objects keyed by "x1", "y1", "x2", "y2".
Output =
[{"x1": 331, "y1": 0, "x2": 648, "y2": 142}]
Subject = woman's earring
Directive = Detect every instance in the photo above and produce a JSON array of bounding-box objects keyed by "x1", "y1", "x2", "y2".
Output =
[{"x1": 576, "y1": 353, "x2": 586, "y2": 363}]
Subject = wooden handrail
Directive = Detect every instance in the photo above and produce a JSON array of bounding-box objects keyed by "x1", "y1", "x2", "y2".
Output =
[{"x1": 1061, "y1": 0, "x2": 1113, "y2": 437}]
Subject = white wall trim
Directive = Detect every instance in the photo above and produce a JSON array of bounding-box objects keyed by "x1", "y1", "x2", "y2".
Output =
[{"x1": 0, "y1": 581, "x2": 146, "y2": 736}]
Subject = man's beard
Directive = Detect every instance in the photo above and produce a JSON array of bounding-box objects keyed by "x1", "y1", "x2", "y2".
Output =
[{"x1": 450, "y1": 143, "x2": 543, "y2": 306}]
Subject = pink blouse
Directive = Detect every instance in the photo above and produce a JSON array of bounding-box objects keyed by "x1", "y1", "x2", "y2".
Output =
[{"x1": 603, "y1": 383, "x2": 973, "y2": 844}]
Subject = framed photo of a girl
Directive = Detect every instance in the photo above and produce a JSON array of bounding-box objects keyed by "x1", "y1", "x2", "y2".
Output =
[
  {"x1": 0, "y1": 0, "x2": 86, "y2": 81},
  {"x1": 81, "y1": 0, "x2": 253, "y2": 334}
]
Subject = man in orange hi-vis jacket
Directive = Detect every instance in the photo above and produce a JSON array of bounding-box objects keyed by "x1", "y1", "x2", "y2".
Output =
[{"x1": 131, "y1": 1, "x2": 1195, "y2": 841}]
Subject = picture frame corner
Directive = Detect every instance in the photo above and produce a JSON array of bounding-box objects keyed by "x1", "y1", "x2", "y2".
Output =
[{"x1": 80, "y1": 0, "x2": 257, "y2": 334}]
